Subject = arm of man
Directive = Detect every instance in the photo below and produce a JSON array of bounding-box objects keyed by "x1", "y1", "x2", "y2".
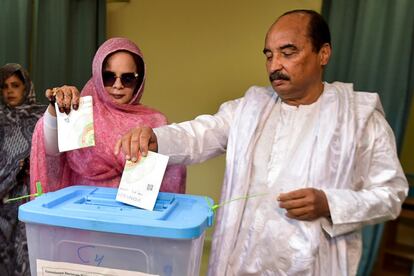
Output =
[
  {"x1": 320, "y1": 111, "x2": 408, "y2": 237},
  {"x1": 155, "y1": 98, "x2": 240, "y2": 165},
  {"x1": 115, "y1": 98, "x2": 241, "y2": 164},
  {"x1": 278, "y1": 111, "x2": 408, "y2": 237}
]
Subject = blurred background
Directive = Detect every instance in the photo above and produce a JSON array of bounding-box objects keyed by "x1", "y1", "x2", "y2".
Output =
[{"x1": 1, "y1": 0, "x2": 413, "y2": 275}]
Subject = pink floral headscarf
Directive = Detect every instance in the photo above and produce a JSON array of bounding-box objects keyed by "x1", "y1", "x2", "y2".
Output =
[{"x1": 30, "y1": 37, "x2": 186, "y2": 194}]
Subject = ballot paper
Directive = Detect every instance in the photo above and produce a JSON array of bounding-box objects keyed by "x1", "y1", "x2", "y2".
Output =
[
  {"x1": 116, "y1": 151, "x2": 169, "y2": 211},
  {"x1": 56, "y1": 95, "x2": 95, "y2": 152}
]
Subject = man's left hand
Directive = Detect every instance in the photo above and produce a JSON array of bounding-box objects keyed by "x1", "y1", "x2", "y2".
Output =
[{"x1": 278, "y1": 188, "x2": 330, "y2": 221}]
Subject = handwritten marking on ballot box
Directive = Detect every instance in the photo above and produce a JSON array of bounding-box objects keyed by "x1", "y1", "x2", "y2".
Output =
[{"x1": 77, "y1": 245, "x2": 104, "y2": 266}]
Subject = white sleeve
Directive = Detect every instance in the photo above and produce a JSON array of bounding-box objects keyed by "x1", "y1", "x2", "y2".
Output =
[
  {"x1": 154, "y1": 98, "x2": 241, "y2": 165},
  {"x1": 43, "y1": 110, "x2": 60, "y2": 156},
  {"x1": 321, "y1": 111, "x2": 408, "y2": 237}
]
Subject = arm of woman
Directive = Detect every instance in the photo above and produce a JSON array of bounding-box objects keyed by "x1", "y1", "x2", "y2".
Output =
[{"x1": 43, "y1": 109, "x2": 59, "y2": 155}]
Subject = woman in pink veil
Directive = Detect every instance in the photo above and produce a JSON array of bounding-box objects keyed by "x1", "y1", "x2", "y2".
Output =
[{"x1": 30, "y1": 37, "x2": 186, "y2": 194}]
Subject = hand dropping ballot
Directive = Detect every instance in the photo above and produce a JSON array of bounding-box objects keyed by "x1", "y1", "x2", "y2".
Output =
[
  {"x1": 116, "y1": 152, "x2": 169, "y2": 211},
  {"x1": 56, "y1": 95, "x2": 95, "y2": 152}
]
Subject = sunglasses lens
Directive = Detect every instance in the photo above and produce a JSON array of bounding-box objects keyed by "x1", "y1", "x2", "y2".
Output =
[
  {"x1": 121, "y1": 73, "x2": 138, "y2": 88},
  {"x1": 102, "y1": 71, "x2": 116, "y2": 87},
  {"x1": 102, "y1": 71, "x2": 138, "y2": 88}
]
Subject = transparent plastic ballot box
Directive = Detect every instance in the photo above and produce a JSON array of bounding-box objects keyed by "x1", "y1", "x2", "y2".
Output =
[{"x1": 18, "y1": 185, "x2": 214, "y2": 276}]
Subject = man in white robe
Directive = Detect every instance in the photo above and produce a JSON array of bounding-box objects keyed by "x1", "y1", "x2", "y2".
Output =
[{"x1": 115, "y1": 10, "x2": 408, "y2": 275}]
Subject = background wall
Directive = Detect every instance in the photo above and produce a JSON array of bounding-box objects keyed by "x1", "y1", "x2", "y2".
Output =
[
  {"x1": 401, "y1": 96, "x2": 414, "y2": 177},
  {"x1": 107, "y1": 0, "x2": 322, "y2": 210}
]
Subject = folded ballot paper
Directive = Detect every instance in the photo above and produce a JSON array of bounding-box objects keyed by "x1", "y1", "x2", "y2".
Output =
[
  {"x1": 56, "y1": 96, "x2": 95, "y2": 152},
  {"x1": 116, "y1": 151, "x2": 169, "y2": 211}
]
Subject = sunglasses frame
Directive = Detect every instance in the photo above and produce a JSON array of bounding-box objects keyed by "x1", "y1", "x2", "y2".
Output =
[{"x1": 102, "y1": 71, "x2": 139, "y2": 88}]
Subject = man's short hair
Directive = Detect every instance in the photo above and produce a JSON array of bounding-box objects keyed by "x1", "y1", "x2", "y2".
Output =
[{"x1": 280, "y1": 9, "x2": 331, "y2": 52}]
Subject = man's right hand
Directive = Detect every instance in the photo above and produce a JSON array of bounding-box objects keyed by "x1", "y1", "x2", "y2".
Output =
[{"x1": 114, "y1": 126, "x2": 158, "y2": 162}]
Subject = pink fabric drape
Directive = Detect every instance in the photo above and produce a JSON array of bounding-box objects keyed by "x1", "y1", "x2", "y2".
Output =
[{"x1": 30, "y1": 37, "x2": 186, "y2": 194}]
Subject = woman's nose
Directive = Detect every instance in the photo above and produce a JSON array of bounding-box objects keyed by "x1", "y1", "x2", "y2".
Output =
[
  {"x1": 3, "y1": 87, "x2": 12, "y2": 94},
  {"x1": 112, "y1": 76, "x2": 124, "y2": 89}
]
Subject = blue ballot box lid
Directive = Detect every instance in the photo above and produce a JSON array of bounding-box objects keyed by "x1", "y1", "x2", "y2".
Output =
[{"x1": 19, "y1": 185, "x2": 214, "y2": 239}]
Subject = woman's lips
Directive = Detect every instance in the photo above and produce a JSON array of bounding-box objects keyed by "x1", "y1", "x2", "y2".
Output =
[{"x1": 111, "y1": 94, "x2": 124, "y2": 99}]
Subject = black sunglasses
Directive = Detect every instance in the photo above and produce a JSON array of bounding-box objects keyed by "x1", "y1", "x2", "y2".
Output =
[{"x1": 102, "y1": 71, "x2": 139, "y2": 88}]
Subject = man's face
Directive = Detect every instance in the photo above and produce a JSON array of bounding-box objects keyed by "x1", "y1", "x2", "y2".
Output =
[{"x1": 263, "y1": 13, "x2": 330, "y2": 101}]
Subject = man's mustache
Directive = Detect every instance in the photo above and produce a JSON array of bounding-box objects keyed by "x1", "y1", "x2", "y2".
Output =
[{"x1": 269, "y1": 71, "x2": 290, "y2": 82}]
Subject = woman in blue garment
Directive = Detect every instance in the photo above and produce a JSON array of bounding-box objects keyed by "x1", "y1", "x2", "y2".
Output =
[{"x1": 0, "y1": 63, "x2": 46, "y2": 275}]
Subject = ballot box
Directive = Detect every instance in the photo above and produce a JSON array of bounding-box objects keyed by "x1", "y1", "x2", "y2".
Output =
[{"x1": 19, "y1": 185, "x2": 214, "y2": 276}]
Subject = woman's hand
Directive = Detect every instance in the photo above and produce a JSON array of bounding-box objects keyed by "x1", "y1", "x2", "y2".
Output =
[{"x1": 45, "y1": 85, "x2": 80, "y2": 116}]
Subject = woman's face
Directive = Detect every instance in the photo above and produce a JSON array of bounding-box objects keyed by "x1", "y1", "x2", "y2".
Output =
[
  {"x1": 1, "y1": 74, "x2": 26, "y2": 107},
  {"x1": 103, "y1": 51, "x2": 138, "y2": 105}
]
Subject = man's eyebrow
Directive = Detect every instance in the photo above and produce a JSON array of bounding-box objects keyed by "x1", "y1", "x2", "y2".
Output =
[
  {"x1": 279, "y1": 44, "x2": 297, "y2": 50},
  {"x1": 263, "y1": 44, "x2": 298, "y2": 54}
]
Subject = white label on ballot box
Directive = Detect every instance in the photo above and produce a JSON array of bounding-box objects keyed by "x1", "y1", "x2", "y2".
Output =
[
  {"x1": 116, "y1": 151, "x2": 169, "y2": 211},
  {"x1": 56, "y1": 95, "x2": 95, "y2": 152},
  {"x1": 37, "y1": 259, "x2": 158, "y2": 275}
]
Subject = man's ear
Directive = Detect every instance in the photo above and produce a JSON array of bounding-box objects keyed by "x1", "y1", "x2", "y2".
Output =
[{"x1": 319, "y1": 43, "x2": 332, "y2": 66}]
